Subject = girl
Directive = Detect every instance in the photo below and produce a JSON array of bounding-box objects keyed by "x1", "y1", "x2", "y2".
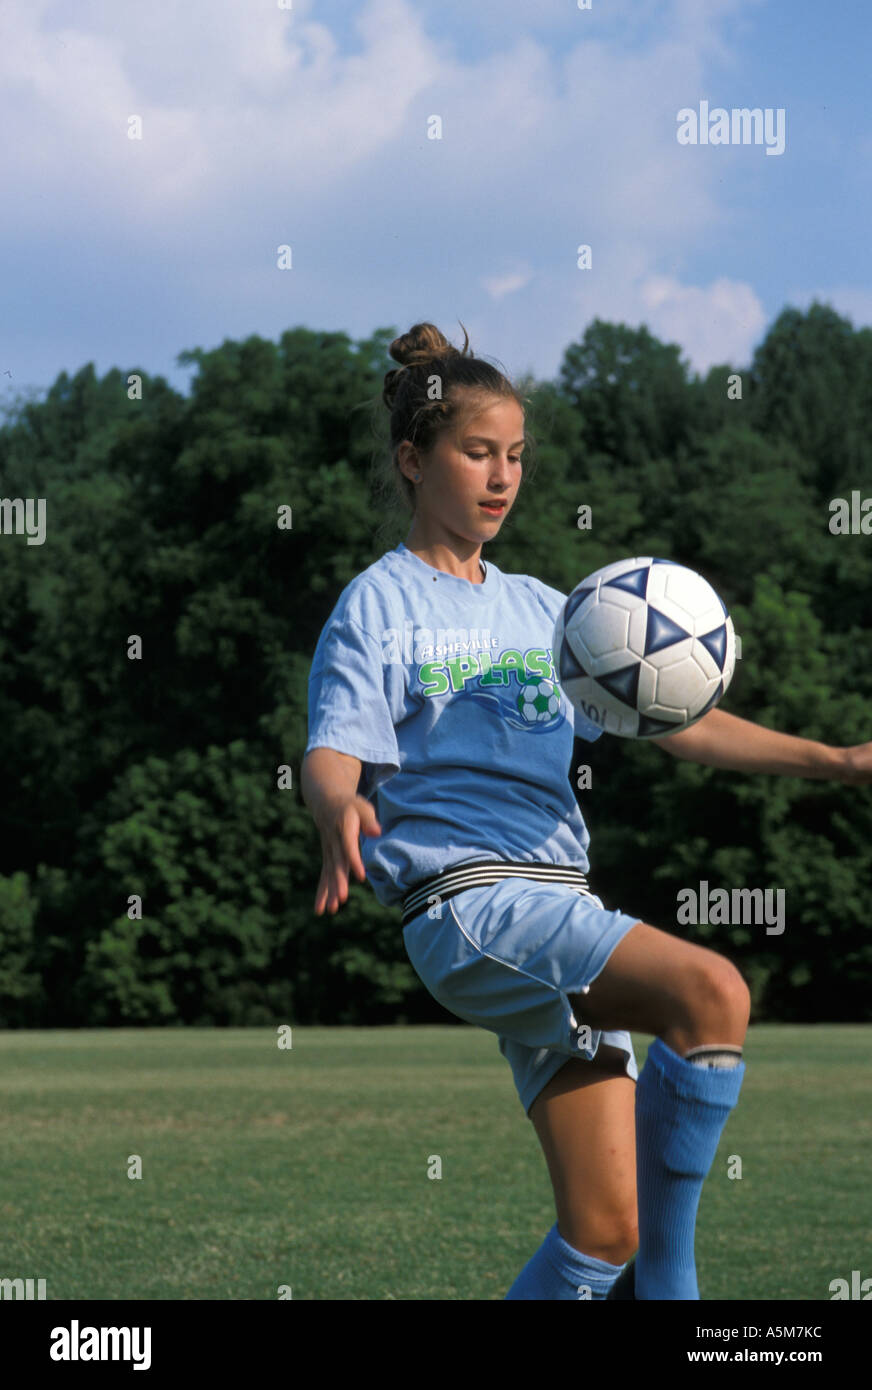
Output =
[{"x1": 301, "y1": 321, "x2": 870, "y2": 1300}]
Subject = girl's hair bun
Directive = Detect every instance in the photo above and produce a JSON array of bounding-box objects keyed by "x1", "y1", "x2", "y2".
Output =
[{"x1": 382, "y1": 322, "x2": 469, "y2": 410}]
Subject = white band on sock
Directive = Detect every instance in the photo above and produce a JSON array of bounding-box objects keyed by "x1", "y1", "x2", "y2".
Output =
[{"x1": 685, "y1": 1044, "x2": 743, "y2": 1069}]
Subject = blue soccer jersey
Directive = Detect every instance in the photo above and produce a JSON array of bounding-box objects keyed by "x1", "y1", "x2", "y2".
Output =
[{"x1": 305, "y1": 542, "x2": 603, "y2": 908}]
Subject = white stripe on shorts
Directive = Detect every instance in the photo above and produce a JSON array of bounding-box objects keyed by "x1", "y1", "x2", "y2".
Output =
[{"x1": 402, "y1": 859, "x2": 595, "y2": 927}]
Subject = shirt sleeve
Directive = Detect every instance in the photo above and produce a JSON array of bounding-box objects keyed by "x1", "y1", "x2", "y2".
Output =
[
  {"x1": 573, "y1": 707, "x2": 604, "y2": 743},
  {"x1": 305, "y1": 615, "x2": 400, "y2": 797}
]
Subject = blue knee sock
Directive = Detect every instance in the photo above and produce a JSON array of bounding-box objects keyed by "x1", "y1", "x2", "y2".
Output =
[
  {"x1": 635, "y1": 1037, "x2": 745, "y2": 1300},
  {"x1": 505, "y1": 1223, "x2": 625, "y2": 1300}
]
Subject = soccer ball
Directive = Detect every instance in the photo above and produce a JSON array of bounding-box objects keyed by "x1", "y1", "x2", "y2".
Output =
[
  {"x1": 517, "y1": 675, "x2": 561, "y2": 723},
  {"x1": 554, "y1": 556, "x2": 736, "y2": 738}
]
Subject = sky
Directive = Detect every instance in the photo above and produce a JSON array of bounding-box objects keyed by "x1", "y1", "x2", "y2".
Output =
[{"x1": 2, "y1": 0, "x2": 870, "y2": 408}]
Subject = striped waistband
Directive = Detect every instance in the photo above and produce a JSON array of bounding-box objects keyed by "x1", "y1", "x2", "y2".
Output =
[{"x1": 401, "y1": 859, "x2": 593, "y2": 928}]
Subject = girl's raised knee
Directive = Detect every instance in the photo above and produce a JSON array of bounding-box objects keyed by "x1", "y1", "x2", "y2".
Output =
[{"x1": 684, "y1": 953, "x2": 750, "y2": 1038}]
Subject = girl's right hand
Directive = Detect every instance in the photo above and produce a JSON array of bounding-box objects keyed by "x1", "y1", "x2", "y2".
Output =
[{"x1": 313, "y1": 795, "x2": 382, "y2": 915}]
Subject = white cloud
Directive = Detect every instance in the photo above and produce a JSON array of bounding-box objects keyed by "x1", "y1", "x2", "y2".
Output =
[
  {"x1": 1, "y1": 0, "x2": 440, "y2": 225},
  {"x1": 0, "y1": 0, "x2": 826, "y2": 389},
  {"x1": 638, "y1": 275, "x2": 767, "y2": 371},
  {"x1": 481, "y1": 269, "x2": 533, "y2": 301}
]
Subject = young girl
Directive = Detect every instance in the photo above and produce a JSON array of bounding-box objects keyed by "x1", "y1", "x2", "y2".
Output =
[{"x1": 301, "y1": 321, "x2": 869, "y2": 1301}]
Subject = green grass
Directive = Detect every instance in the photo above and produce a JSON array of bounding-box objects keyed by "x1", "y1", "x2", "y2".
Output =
[{"x1": 0, "y1": 1024, "x2": 868, "y2": 1299}]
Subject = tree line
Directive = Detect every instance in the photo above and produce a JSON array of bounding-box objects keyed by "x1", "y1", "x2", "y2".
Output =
[{"x1": 0, "y1": 304, "x2": 870, "y2": 1027}]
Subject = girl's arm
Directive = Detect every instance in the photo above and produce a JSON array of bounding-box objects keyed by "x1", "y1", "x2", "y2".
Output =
[
  {"x1": 301, "y1": 747, "x2": 364, "y2": 822},
  {"x1": 301, "y1": 747, "x2": 383, "y2": 915},
  {"x1": 651, "y1": 707, "x2": 871, "y2": 784}
]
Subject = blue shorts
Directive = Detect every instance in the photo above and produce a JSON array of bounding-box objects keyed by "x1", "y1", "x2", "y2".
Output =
[{"x1": 402, "y1": 877, "x2": 641, "y2": 1117}]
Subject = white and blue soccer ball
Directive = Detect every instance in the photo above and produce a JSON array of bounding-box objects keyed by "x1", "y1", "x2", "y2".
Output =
[{"x1": 553, "y1": 557, "x2": 736, "y2": 738}]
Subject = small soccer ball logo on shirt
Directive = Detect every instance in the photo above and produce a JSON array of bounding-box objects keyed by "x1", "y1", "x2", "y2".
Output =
[{"x1": 517, "y1": 675, "x2": 561, "y2": 724}]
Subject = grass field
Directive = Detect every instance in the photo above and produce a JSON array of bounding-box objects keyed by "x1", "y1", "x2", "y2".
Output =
[{"x1": 0, "y1": 1024, "x2": 868, "y2": 1300}]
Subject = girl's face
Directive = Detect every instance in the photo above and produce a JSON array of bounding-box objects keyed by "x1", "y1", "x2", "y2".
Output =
[{"x1": 402, "y1": 396, "x2": 525, "y2": 550}]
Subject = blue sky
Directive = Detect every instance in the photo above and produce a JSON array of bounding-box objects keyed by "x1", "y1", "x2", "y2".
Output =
[{"x1": 2, "y1": 0, "x2": 870, "y2": 408}]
